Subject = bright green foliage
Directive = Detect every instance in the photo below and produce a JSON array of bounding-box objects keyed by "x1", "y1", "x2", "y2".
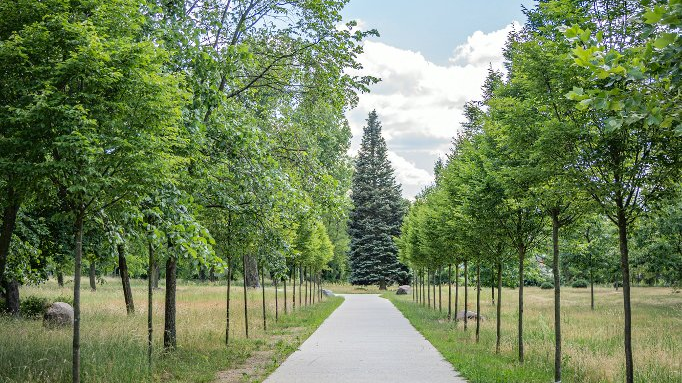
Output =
[{"x1": 349, "y1": 111, "x2": 408, "y2": 286}]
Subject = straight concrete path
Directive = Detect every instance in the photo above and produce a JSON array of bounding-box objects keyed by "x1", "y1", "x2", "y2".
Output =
[{"x1": 264, "y1": 294, "x2": 467, "y2": 383}]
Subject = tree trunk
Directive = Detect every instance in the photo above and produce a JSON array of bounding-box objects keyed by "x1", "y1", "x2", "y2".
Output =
[
  {"x1": 242, "y1": 253, "x2": 249, "y2": 338},
  {"x1": 455, "y1": 264, "x2": 459, "y2": 322},
  {"x1": 152, "y1": 262, "x2": 160, "y2": 289},
  {"x1": 590, "y1": 267, "x2": 595, "y2": 310},
  {"x1": 4, "y1": 279, "x2": 19, "y2": 316},
  {"x1": 518, "y1": 246, "x2": 525, "y2": 363},
  {"x1": 298, "y1": 265, "x2": 302, "y2": 308},
  {"x1": 292, "y1": 266, "x2": 296, "y2": 311},
  {"x1": 0, "y1": 190, "x2": 20, "y2": 315},
  {"x1": 496, "y1": 261, "x2": 502, "y2": 354},
  {"x1": 448, "y1": 264, "x2": 452, "y2": 320},
  {"x1": 147, "y1": 242, "x2": 153, "y2": 369},
  {"x1": 163, "y1": 257, "x2": 177, "y2": 350},
  {"x1": 427, "y1": 269, "x2": 431, "y2": 309},
  {"x1": 72, "y1": 209, "x2": 84, "y2": 383},
  {"x1": 379, "y1": 275, "x2": 387, "y2": 290},
  {"x1": 304, "y1": 267, "x2": 309, "y2": 306},
  {"x1": 226, "y1": 255, "x2": 232, "y2": 345},
  {"x1": 283, "y1": 276, "x2": 287, "y2": 314},
  {"x1": 244, "y1": 253, "x2": 259, "y2": 288},
  {"x1": 275, "y1": 278, "x2": 279, "y2": 322},
  {"x1": 58, "y1": 271, "x2": 64, "y2": 287},
  {"x1": 261, "y1": 265, "x2": 266, "y2": 331},
  {"x1": 476, "y1": 260, "x2": 481, "y2": 343},
  {"x1": 464, "y1": 260, "x2": 468, "y2": 330},
  {"x1": 438, "y1": 267, "x2": 442, "y2": 313},
  {"x1": 551, "y1": 211, "x2": 562, "y2": 383},
  {"x1": 89, "y1": 260, "x2": 96, "y2": 291},
  {"x1": 413, "y1": 270, "x2": 416, "y2": 302},
  {"x1": 118, "y1": 244, "x2": 135, "y2": 315},
  {"x1": 209, "y1": 266, "x2": 215, "y2": 282},
  {"x1": 199, "y1": 266, "x2": 206, "y2": 281},
  {"x1": 617, "y1": 205, "x2": 634, "y2": 383},
  {"x1": 433, "y1": 270, "x2": 436, "y2": 310}
]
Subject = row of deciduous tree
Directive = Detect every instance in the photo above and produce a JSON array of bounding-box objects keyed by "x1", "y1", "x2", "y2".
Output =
[
  {"x1": 0, "y1": 1, "x2": 369, "y2": 382},
  {"x1": 397, "y1": 1, "x2": 682, "y2": 383}
]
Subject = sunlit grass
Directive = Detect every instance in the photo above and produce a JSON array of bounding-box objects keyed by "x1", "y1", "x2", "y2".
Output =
[
  {"x1": 0, "y1": 277, "x2": 341, "y2": 383},
  {"x1": 388, "y1": 286, "x2": 682, "y2": 383}
]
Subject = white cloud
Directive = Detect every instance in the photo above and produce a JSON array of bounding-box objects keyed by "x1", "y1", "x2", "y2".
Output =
[
  {"x1": 387, "y1": 151, "x2": 433, "y2": 193},
  {"x1": 450, "y1": 22, "x2": 521, "y2": 66},
  {"x1": 347, "y1": 23, "x2": 519, "y2": 199}
]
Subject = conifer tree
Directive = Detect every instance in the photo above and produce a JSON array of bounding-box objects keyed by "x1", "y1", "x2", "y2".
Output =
[{"x1": 348, "y1": 111, "x2": 407, "y2": 289}]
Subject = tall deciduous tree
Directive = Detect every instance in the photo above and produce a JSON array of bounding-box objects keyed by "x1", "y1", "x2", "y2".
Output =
[{"x1": 349, "y1": 111, "x2": 407, "y2": 289}]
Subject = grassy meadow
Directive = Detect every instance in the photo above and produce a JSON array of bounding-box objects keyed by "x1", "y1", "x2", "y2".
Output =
[
  {"x1": 388, "y1": 285, "x2": 682, "y2": 383},
  {"x1": 0, "y1": 277, "x2": 342, "y2": 383}
]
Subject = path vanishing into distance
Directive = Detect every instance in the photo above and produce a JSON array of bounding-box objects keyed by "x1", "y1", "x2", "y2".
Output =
[{"x1": 264, "y1": 294, "x2": 467, "y2": 383}]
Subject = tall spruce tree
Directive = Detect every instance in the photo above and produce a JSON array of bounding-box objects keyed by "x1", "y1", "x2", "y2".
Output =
[{"x1": 349, "y1": 111, "x2": 408, "y2": 289}]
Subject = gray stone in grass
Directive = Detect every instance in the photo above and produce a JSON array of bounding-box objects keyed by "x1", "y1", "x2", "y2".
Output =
[
  {"x1": 43, "y1": 302, "x2": 74, "y2": 328},
  {"x1": 396, "y1": 285, "x2": 411, "y2": 295},
  {"x1": 321, "y1": 289, "x2": 335, "y2": 297},
  {"x1": 455, "y1": 310, "x2": 485, "y2": 321}
]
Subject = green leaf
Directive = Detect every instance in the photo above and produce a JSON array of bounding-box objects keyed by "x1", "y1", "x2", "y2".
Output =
[{"x1": 653, "y1": 33, "x2": 677, "y2": 49}]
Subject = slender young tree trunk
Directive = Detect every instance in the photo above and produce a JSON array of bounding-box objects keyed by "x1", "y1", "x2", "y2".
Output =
[
  {"x1": 152, "y1": 262, "x2": 160, "y2": 289},
  {"x1": 448, "y1": 264, "x2": 452, "y2": 320},
  {"x1": 58, "y1": 271, "x2": 64, "y2": 287},
  {"x1": 455, "y1": 264, "x2": 459, "y2": 322},
  {"x1": 209, "y1": 266, "x2": 215, "y2": 282},
  {"x1": 438, "y1": 267, "x2": 442, "y2": 313},
  {"x1": 617, "y1": 205, "x2": 634, "y2": 383},
  {"x1": 283, "y1": 277, "x2": 287, "y2": 314},
  {"x1": 118, "y1": 244, "x2": 135, "y2": 314},
  {"x1": 226, "y1": 255, "x2": 232, "y2": 345},
  {"x1": 476, "y1": 260, "x2": 481, "y2": 343},
  {"x1": 413, "y1": 270, "x2": 416, "y2": 302},
  {"x1": 551, "y1": 211, "x2": 562, "y2": 383},
  {"x1": 298, "y1": 265, "x2": 302, "y2": 308},
  {"x1": 496, "y1": 261, "x2": 502, "y2": 354},
  {"x1": 89, "y1": 260, "x2": 96, "y2": 291},
  {"x1": 163, "y1": 257, "x2": 177, "y2": 350},
  {"x1": 433, "y1": 271, "x2": 436, "y2": 310},
  {"x1": 464, "y1": 260, "x2": 468, "y2": 330},
  {"x1": 305, "y1": 267, "x2": 309, "y2": 306},
  {"x1": 147, "y1": 243, "x2": 153, "y2": 369},
  {"x1": 292, "y1": 266, "x2": 296, "y2": 311},
  {"x1": 261, "y1": 265, "x2": 266, "y2": 331},
  {"x1": 275, "y1": 278, "x2": 279, "y2": 321},
  {"x1": 427, "y1": 269, "x2": 431, "y2": 309},
  {"x1": 242, "y1": 253, "x2": 249, "y2": 339},
  {"x1": 518, "y1": 246, "x2": 526, "y2": 363},
  {"x1": 590, "y1": 267, "x2": 595, "y2": 310},
  {"x1": 72, "y1": 209, "x2": 84, "y2": 383}
]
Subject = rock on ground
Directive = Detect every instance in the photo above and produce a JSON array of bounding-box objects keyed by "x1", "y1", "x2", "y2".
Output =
[
  {"x1": 396, "y1": 285, "x2": 411, "y2": 295},
  {"x1": 43, "y1": 302, "x2": 74, "y2": 328},
  {"x1": 321, "y1": 289, "x2": 335, "y2": 297},
  {"x1": 455, "y1": 310, "x2": 485, "y2": 321}
]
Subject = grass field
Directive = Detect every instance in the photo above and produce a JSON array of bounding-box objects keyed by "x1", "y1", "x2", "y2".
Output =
[
  {"x1": 387, "y1": 285, "x2": 682, "y2": 383},
  {"x1": 0, "y1": 277, "x2": 342, "y2": 383}
]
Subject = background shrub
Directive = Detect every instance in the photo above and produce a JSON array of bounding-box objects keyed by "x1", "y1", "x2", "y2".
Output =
[
  {"x1": 572, "y1": 279, "x2": 589, "y2": 288},
  {"x1": 20, "y1": 296, "x2": 50, "y2": 318},
  {"x1": 540, "y1": 281, "x2": 554, "y2": 290}
]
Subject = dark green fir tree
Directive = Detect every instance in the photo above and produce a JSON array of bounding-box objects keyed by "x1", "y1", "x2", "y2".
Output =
[{"x1": 348, "y1": 110, "x2": 408, "y2": 289}]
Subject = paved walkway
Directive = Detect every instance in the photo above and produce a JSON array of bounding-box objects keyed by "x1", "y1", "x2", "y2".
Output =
[{"x1": 264, "y1": 294, "x2": 466, "y2": 383}]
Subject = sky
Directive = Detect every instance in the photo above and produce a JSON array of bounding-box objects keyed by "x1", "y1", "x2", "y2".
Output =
[{"x1": 340, "y1": 0, "x2": 534, "y2": 198}]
